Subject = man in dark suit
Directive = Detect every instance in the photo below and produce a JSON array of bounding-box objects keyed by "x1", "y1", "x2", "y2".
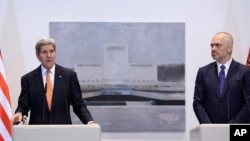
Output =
[
  {"x1": 12, "y1": 38, "x2": 96, "y2": 125},
  {"x1": 193, "y1": 32, "x2": 250, "y2": 123}
]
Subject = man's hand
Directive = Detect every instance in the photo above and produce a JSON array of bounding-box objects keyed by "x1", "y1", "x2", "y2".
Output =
[{"x1": 11, "y1": 112, "x2": 22, "y2": 126}]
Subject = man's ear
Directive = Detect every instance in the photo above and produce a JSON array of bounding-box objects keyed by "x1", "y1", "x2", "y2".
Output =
[{"x1": 228, "y1": 44, "x2": 233, "y2": 53}]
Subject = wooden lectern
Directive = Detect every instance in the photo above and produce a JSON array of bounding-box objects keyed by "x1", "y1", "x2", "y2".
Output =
[{"x1": 12, "y1": 124, "x2": 101, "y2": 141}]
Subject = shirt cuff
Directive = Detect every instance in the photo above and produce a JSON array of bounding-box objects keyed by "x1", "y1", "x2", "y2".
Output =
[{"x1": 87, "y1": 121, "x2": 96, "y2": 124}]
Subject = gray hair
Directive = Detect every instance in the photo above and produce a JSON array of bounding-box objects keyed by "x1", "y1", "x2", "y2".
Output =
[{"x1": 35, "y1": 38, "x2": 56, "y2": 55}]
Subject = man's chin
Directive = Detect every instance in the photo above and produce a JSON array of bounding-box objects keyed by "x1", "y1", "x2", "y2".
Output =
[{"x1": 211, "y1": 56, "x2": 217, "y2": 60}]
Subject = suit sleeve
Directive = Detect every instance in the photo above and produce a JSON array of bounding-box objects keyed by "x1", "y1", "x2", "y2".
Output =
[
  {"x1": 229, "y1": 70, "x2": 250, "y2": 123},
  {"x1": 193, "y1": 68, "x2": 212, "y2": 123},
  {"x1": 15, "y1": 76, "x2": 30, "y2": 116},
  {"x1": 70, "y1": 71, "x2": 94, "y2": 124}
]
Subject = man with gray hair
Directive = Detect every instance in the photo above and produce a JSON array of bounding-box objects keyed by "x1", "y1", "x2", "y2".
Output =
[{"x1": 12, "y1": 38, "x2": 96, "y2": 125}]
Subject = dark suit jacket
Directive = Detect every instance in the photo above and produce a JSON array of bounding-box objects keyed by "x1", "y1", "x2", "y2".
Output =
[
  {"x1": 15, "y1": 64, "x2": 94, "y2": 124},
  {"x1": 193, "y1": 60, "x2": 250, "y2": 123}
]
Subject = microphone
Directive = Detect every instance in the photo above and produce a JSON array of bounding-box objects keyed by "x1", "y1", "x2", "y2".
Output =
[
  {"x1": 226, "y1": 81, "x2": 230, "y2": 122},
  {"x1": 64, "y1": 87, "x2": 69, "y2": 123},
  {"x1": 43, "y1": 83, "x2": 47, "y2": 122},
  {"x1": 22, "y1": 115, "x2": 27, "y2": 124}
]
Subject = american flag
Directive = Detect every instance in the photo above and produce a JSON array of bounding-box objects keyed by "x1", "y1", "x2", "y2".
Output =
[{"x1": 0, "y1": 49, "x2": 12, "y2": 141}]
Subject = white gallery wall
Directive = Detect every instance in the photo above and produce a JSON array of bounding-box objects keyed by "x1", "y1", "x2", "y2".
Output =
[{"x1": 1, "y1": 0, "x2": 250, "y2": 141}]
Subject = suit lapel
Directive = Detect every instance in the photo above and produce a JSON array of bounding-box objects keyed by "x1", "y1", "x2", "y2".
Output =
[
  {"x1": 221, "y1": 60, "x2": 238, "y2": 99},
  {"x1": 209, "y1": 62, "x2": 222, "y2": 100},
  {"x1": 33, "y1": 66, "x2": 46, "y2": 103},
  {"x1": 226, "y1": 60, "x2": 238, "y2": 82}
]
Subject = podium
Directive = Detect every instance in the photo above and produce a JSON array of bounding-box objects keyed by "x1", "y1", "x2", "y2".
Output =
[
  {"x1": 190, "y1": 124, "x2": 229, "y2": 141},
  {"x1": 12, "y1": 124, "x2": 101, "y2": 141}
]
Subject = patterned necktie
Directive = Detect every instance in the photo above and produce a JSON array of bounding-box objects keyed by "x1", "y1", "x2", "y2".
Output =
[
  {"x1": 46, "y1": 70, "x2": 53, "y2": 110},
  {"x1": 219, "y1": 65, "x2": 225, "y2": 95}
]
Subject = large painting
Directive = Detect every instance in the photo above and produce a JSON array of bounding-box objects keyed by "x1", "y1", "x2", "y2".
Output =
[{"x1": 50, "y1": 22, "x2": 185, "y2": 131}]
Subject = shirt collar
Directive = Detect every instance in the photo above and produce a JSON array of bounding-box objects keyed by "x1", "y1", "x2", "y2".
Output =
[
  {"x1": 217, "y1": 58, "x2": 232, "y2": 70},
  {"x1": 41, "y1": 64, "x2": 55, "y2": 76}
]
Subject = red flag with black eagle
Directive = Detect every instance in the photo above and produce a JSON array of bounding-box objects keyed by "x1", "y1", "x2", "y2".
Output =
[{"x1": 246, "y1": 48, "x2": 250, "y2": 67}]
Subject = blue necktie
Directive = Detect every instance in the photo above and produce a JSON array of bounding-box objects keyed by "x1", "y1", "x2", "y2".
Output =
[{"x1": 219, "y1": 65, "x2": 225, "y2": 95}]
